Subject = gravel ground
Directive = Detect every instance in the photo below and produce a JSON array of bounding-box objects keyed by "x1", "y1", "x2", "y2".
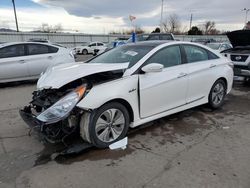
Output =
[{"x1": 0, "y1": 65, "x2": 250, "y2": 188}]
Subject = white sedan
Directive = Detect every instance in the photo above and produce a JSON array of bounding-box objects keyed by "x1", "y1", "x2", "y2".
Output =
[
  {"x1": 0, "y1": 42, "x2": 75, "y2": 83},
  {"x1": 20, "y1": 41, "x2": 233, "y2": 148},
  {"x1": 74, "y1": 42, "x2": 106, "y2": 55}
]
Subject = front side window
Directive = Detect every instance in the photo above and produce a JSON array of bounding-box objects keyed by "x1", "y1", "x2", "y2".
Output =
[
  {"x1": 97, "y1": 43, "x2": 104, "y2": 46},
  {"x1": 145, "y1": 45, "x2": 182, "y2": 68},
  {"x1": 0, "y1": 45, "x2": 25, "y2": 58},
  {"x1": 89, "y1": 43, "x2": 96, "y2": 47},
  {"x1": 28, "y1": 44, "x2": 49, "y2": 55},
  {"x1": 183, "y1": 45, "x2": 209, "y2": 63}
]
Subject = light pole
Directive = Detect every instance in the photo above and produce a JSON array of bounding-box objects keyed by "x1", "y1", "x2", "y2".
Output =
[
  {"x1": 242, "y1": 8, "x2": 250, "y2": 25},
  {"x1": 12, "y1": 0, "x2": 19, "y2": 32},
  {"x1": 189, "y1": 13, "x2": 193, "y2": 30},
  {"x1": 160, "y1": 0, "x2": 164, "y2": 32}
]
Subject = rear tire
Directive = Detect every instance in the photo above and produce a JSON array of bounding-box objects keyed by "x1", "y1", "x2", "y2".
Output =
[
  {"x1": 81, "y1": 102, "x2": 130, "y2": 148},
  {"x1": 208, "y1": 79, "x2": 227, "y2": 109}
]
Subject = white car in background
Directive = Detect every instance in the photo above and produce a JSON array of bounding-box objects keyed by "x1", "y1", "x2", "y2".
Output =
[
  {"x1": 74, "y1": 42, "x2": 106, "y2": 55},
  {"x1": 21, "y1": 41, "x2": 233, "y2": 148},
  {"x1": 206, "y1": 42, "x2": 232, "y2": 53},
  {"x1": 0, "y1": 42, "x2": 75, "y2": 83}
]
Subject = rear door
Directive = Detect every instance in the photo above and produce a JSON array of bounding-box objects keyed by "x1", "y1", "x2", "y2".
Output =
[
  {"x1": 182, "y1": 44, "x2": 221, "y2": 103},
  {"x1": 0, "y1": 44, "x2": 29, "y2": 81},
  {"x1": 26, "y1": 44, "x2": 58, "y2": 77}
]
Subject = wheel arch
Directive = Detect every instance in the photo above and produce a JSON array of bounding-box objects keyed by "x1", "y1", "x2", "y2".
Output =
[
  {"x1": 216, "y1": 77, "x2": 228, "y2": 91},
  {"x1": 101, "y1": 98, "x2": 134, "y2": 123}
]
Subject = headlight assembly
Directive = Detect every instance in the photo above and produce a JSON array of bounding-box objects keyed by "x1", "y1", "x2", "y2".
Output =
[{"x1": 37, "y1": 85, "x2": 87, "y2": 124}]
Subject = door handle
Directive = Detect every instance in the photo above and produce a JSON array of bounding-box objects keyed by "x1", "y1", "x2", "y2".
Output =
[
  {"x1": 48, "y1": 56, "x2": 53, "y2": 59},
  {"x1": 210, "y1": 64, "x2": 216, "y2": 68},
  {"x1": 19, "y1": 60, "x2": 25, "y2": 64},
  {"x1": 177, "y1": 72, "x2": 187, "y2": 78}
]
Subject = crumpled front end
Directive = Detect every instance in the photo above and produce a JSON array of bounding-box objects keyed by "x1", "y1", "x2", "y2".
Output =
[{"x1": 19, "y1": 85, "x2": 87, "y2": 144}]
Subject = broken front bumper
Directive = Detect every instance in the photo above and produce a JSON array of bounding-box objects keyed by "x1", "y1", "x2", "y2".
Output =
[{"x1": 19, "y1": 106, "x2": 44, "y2": 131}]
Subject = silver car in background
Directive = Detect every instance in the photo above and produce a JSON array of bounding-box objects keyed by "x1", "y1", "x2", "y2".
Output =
[{"x1": 0, "y1": 42, "x2": 75, "y2": 83}]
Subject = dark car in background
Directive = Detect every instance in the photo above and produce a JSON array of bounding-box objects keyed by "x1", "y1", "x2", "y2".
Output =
[
  {"x1": 222, "y1": 30, "x2": 250, "y2": 80},
  {"x1": 127, "y1": 33, "x2": 175, "y2": 43},
  {"x1": 94, "y1": 33, "x2": 175, "y2": 55}
]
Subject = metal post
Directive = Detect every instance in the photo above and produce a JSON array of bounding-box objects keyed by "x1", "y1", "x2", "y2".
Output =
[
  {"x1": 242, "y1": 8, "x2": 250, "y2": 25},
  {"x1": 160, "y1": 0, "x2": 164, "y2": 31},
  {"x1": 189, "y1": 13, "x2": 193, "y2": 30},
  {"x1": 12, "y1": 0, "x2": 19, "y2": 32},
  {"x1": 245, "y1": 9, "x2": 250, "y2": 24}
]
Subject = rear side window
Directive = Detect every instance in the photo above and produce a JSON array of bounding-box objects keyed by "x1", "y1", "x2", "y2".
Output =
[
  {"x1": 97, "y1": 43, "x2": 104, "y2": 46},
  {"x1": 27, "y1": 44, "x2": 58, "y2": 55},
  {"x1": 48, "y1": 46, "x2": 59, "y2": 53},
  {"x1": 183, "y1": 45, "x2": 219, "y2": 63},
  {"x1": 147, "y1": 35, "x2": 160, "y2": 40},
  {"x1": 0, "y1": 45, "x2": 25, "y2": 58},
  {"x1": 208, "y1": 51, "x2": 219, "y2": 60},
  {"x1": 183, "y1": 45, "x2": 209, "y2": 63},
  {"x1": 145, "y1": 45, "x2": 182, "y2": 68}
]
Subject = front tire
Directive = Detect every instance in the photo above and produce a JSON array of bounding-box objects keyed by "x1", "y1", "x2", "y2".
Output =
[
  {"x1": 208, "y1": 79, "x2": 227, "y2": 109},
  {"x1": 82, "y1": 49, "x2": 88, "y2": 55},
  {"x1": 82, "y1": 102, "x2": 130, "y2": 148}
]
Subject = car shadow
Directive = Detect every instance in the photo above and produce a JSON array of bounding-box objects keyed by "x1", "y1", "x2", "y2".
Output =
[{"x1": 0, "y1": 80, "x2": 37, "y2": 89}]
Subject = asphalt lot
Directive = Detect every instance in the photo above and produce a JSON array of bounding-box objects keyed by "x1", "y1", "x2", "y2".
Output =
[{"x1": 0, "y1": 57, "x2": 250, "y2": 188}]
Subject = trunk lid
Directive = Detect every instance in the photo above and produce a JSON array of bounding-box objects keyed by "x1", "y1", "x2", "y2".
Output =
[{"x1": 226, "y1": 30, "x2": 250, "y2": 48}]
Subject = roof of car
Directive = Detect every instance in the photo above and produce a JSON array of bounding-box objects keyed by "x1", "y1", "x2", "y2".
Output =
[
  {"x1": 125, "y1": 40, "x2": 173, "y2": 47},
  {"x1": 0, "y1": 41, "x2": 59, "y2": 48}
]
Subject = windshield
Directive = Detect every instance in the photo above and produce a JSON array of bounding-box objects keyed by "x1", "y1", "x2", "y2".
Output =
[
  {"x1": 207, "y1": 43, "x2": 220, "y2": 50},
  {"x1": 88, "y1": 45, "x2": 154, "y2": 67}
]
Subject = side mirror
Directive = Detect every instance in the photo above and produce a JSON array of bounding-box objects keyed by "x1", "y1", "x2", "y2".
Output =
[{"x1": 141, "y1": 63, "x2": 164, "y2": 73}]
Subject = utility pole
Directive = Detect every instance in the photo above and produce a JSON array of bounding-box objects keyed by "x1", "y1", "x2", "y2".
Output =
[
  {"x1": 242, "y1": 8, "x2": 250, "y2": 25},
  {"x1": 160, "y1": 0, "x2": 164, "y2": 32},
  {"x1": 189, "y1": 13, "x2": 193, "y2": 30},
  {"x1": 12, "y1": 0, "x2": 19, "y2": 32}
]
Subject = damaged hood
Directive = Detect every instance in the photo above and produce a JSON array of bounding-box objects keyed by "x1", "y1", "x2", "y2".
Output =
[
  {"x1": 227, "y1": 30, "x2": 250, "y2": 48},
  {"x1": 37, "y1": 62, "x2": 129, "y2": 89}
]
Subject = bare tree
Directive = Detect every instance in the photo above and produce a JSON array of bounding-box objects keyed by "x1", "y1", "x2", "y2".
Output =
[
  {"x1": 204, "y1": 21, "x2": 215, "y2": 35},
  {"x1": 37, "y1": 23, "x2": 63, "y2": 33},
  {"x1": 52, "y1": 24, "x2": 63, "y2": 33},
  {"x1": 162, "y1": 13, "x2": 181, "y2": 34}
]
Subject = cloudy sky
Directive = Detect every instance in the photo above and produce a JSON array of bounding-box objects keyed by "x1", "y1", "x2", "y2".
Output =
[{"x1": 0, "y1": 0, "x2": 249, "y2": 33}]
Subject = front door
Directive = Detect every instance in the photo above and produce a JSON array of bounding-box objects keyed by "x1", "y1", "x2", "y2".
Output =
[{"x1": 139, "y1": 45, "x2": 188, "y2": 118}]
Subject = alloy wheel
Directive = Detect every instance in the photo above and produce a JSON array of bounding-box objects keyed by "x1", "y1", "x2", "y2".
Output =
[
  {"x1": 95, "y1": 108, "x2": 125, "y2": 143},
  {"x1": 211, "y1": 82, "x2": 225, "y2": 106}
]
